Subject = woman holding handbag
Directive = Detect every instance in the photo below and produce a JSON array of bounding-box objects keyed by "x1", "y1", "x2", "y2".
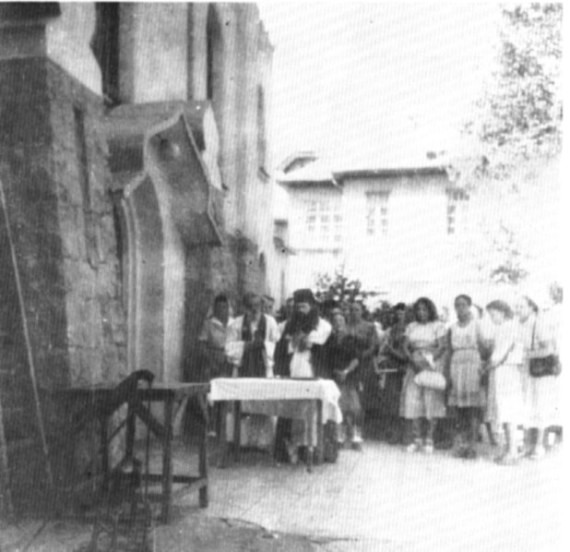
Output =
[
  {"x1": 515, "y1": 295, "x2": 561, "y2": 460},
  {"x1": 400, "y1": 297, "x2": 448, "y2": 454}
]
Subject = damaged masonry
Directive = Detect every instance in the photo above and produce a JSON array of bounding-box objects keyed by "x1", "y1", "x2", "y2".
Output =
[{"x1": 0, "y1": 2, "x2": 284, "y2": 520}]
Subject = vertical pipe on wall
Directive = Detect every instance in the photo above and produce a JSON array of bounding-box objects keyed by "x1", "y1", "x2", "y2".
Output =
[{"x1": 0, "y1": 178, "x2": 54, "y2": 493}]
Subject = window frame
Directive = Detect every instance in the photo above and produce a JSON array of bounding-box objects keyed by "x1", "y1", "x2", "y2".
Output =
[{"x1": 365, "y1": 191, "x2": 390, "y2": 237}]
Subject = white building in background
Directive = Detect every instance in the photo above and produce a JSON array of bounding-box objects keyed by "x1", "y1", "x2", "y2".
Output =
[{"x1": 276, "y1": 151, "x2": 491, "y2": 308}]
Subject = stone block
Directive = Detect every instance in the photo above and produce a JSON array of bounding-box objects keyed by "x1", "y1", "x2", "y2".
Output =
[
  {"x1": 34, "y1": 348, "x2": 71, "y2": 391},
  {"x1": 0, "y1": 59, "x2": 52, "y2": 148},
  {"x1": 68, "y1": 346, "x2": 104, "y2": 387},
  {"x1": 95, "y1": 214, "x2": 118, "y2": 262},
  {"x1": 101, "y1": 346, "x2": 126, "y2": 384},
  {"x1": 95, "y1": 260, "x2": 120, "y2": 297},
  {"x1": 61, "y1": 260, "x2": 94, "y2": 299},
  {"x1": 102, "y1": 299, "x2": 127, "y2": 343},
  {"x1": 66, "y1": 298, "x2": 104, "y2": 350},
  {"x1": 59, "y1": 222, "x2": 86, "y2": 261}
]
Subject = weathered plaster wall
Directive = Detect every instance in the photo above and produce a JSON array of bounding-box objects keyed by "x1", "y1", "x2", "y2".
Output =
[
  {"x1": 48, "y1": 62, "x2": 127, "y2": 386},
  {"x1": 0, "y1": 57, "x2": 127, "y2": 391},
  {"x1": 119, "y1": 3, "x2": 189, "y2": 103},
  {"x1": 1, "y1": 59, "x2": 125, "y2": 387},
  {"x1": 46, "y1": 2, "x2": 102, "y2": 95},
  {"x1": 0, "y1": 57, "x2": 127, "y2": 513}
]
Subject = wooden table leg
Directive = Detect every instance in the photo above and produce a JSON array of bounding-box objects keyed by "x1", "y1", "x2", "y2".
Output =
[
  {"x1": 307, "y1": 402, "x2": 314, "y2": 473},
  {"x1": 217, "y1": 401, "x2": 229, "y2": 468},
  {"x1": 233, "y1": 401, "x2": 241, "y2": 462},
  {"x1": 161, "y1": 398, "x2": 174, "y2": 523},
  {"x1": 198, "y1": 395, "x2": 209, "y2": 508}
]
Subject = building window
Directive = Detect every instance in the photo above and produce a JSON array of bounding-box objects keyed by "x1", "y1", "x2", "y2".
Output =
[
  {"x1": 305, "y1": 199, "x2": 342, "y2": 246},
  {"x1": 447, "y1": 189, "x2": 469, "y2": 235},
  {"x1": 91, "y1": 2, "x2": 121, "y2": 106},
  {"x1": 366, "y1": 192, "x2": 390, "y2": 236}
]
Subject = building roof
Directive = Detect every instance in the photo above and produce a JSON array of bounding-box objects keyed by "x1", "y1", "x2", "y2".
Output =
[
  {"x1": 276, "y1": 150, "x2": 449, "y2": 187},
  {"x1": 277, "y1": 156, "x2": 339, "y2": 187}
]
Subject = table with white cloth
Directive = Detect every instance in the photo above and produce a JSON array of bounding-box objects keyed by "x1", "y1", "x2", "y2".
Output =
[{"x1": 209, "y1": 378, "x2": 342, "y2": 472}]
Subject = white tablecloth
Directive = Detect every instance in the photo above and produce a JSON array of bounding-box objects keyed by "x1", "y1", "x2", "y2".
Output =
[{"x1": 209, "y1": 378, "x2": 343, "y2": 424}]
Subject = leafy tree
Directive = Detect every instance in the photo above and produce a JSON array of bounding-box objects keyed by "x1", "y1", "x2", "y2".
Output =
[
  {"x1": 465, "y1": 3, "x2": 562, "y2": 177},
  {"x1": 314, "y1": 268, "x2": 378, "y2": 310},
  {"x1": 454, "y1": 3, "x2": 562, "y2": 286}
]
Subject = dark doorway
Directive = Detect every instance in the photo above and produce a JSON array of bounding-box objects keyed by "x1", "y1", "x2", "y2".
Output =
[{"x1": 91, "y1": 2, "x2": 121, "y2": 105}]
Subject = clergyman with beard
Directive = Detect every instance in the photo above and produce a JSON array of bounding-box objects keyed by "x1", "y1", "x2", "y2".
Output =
[{"x1": 273, "y1": 288, "x2": 332, "y2": 464}]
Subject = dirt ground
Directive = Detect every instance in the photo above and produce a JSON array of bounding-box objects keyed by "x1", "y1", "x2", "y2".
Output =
[{"x1": 1, "y1": 425, "x2": 568, "y2": 552}]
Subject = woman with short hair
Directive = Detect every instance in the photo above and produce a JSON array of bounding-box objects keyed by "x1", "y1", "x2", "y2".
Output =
[
  {"x1": 483, "y1": 300, "x2": 525, "y2": 465},
  {"x1": 447, "y1": 294, "x2": 486, "y2": 459}
]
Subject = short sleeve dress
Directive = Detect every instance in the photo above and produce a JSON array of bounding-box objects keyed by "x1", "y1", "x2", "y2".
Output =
[
  {"x1": 448, "y1": 319, "x2": 485, "y2": 408},
  {"x1": 519, "y1": 312, "x2": 561, "y2": 428},
  {"x1": 399, "y1": 321, "x2": 447, "y2": 420},
  {"x1": 485, "y1": 320, "x2": 525, "y2": 426}
]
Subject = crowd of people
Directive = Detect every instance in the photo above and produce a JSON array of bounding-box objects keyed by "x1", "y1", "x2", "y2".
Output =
[{"x1": 196, "y1": 282, "x2": 563, "y2": 467}]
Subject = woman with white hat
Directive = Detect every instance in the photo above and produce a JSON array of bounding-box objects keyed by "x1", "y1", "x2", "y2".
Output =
[
  {"x1": 515, "y1": 294, "x2": 561, "y2": 460},
  {"x1": 483, "y1": 300, "x2": 525, "y2": 465}
]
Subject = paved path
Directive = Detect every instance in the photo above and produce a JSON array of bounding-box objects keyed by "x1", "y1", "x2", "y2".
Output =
[
  {"x1": 2, "y1": 440, "x2": 567, "y2": 551},
  {"x1": 187, "y1": 440, "x2": 568, "y2": 552}
]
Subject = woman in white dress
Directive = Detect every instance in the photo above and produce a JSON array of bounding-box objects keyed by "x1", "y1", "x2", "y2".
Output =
[
  {"x1": 483, "y1": 300, "x2": 525, "y2": 465},
  {"x1": 515, "y1": 294, "x2": 561, "y2": 459}
]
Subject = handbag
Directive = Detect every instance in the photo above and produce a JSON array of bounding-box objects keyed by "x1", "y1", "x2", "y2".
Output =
[
  {"x1": 529, "y1": 320, "x2": 561, "y2": 378},
  {"x1": 414, "y1": 369, "x2": 446, "y2": 391}
]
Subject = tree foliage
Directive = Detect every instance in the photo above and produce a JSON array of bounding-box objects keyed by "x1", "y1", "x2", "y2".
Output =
[
  {"x1": 454, "y1": 4, "x2": 562, "y2": 287},
  {"x1": 466, "y1": 3, "x2": 562, "y2": 176},
  {"x1": 314, "y1": 268, "x2": 377, "y2": 308}
]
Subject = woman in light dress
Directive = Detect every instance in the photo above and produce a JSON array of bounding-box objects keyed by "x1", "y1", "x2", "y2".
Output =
[
  {"x1": 447, "y1": 294, "x2": 485, "y2": 459},
  {"x1": 401, "y1": 297, "x2": 448, "y2": 454},
  {"x1": 515, "y1": 294, "x2": 561, "y2": 459},
  {"x1": 483, "y1": 300, "x2": 525, "y2": 465}
]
